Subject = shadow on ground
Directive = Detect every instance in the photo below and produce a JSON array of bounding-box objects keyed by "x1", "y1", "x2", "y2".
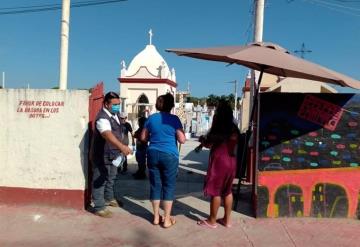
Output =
[
  {"x1": 113, "y1": 165, "x2": 254, "y2": 221},
  {"x1": 181, "y1": 148, "x2": 210, "y2": 165}
]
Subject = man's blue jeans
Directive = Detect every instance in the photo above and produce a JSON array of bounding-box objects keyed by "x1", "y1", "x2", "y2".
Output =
[
  {"x1": 147, "y1": 149, "x2": 179, "y2": 201},
  {"x1": 92, "y1": 160, "x2": 117, "y2": 211}
]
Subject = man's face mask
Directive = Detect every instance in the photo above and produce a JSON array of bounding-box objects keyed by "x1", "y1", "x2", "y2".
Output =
[{"x1": 111, "y1": 104, "x2": 121, "y2": 114}]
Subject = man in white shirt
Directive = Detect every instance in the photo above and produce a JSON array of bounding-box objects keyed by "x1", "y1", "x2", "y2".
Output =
[
  {"x1": 118, "y1": 112, "x2": 134, "y2": 174},
  {"x1": 90, "y1": 92, "x2": 132, "y2": 218}
]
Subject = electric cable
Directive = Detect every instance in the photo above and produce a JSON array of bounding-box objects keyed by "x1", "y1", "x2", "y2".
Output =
[{"x1": 0, "y1": 0, "x2": 127, "y2": 16}]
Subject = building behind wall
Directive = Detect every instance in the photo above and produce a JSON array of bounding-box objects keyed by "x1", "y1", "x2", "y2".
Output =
[{"x1": 118, "y1": 33, "x2": 177, "y2": 124}]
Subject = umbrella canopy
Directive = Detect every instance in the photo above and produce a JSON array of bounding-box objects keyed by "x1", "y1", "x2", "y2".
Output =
[
  {"x1": 168, "y1": 42, "x2": 360, "y2": 209},
  {"x1": 166, "y1": 42, "x2": 360, "y2": 90}
]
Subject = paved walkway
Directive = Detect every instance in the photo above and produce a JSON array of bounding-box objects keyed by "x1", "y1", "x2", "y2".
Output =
[{"x1": 1, "y1": 139, "x2": 360, "y2": 247}]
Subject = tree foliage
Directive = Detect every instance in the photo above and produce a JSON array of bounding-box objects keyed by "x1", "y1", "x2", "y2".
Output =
[
  {"x1": 181, "y1": 93, "x2": 241, "y2": 110},
  {"x1": 206, "y1": 93, "x2": 239, "y2": 109},
  {"x1": 186, "y1": 96, "x2": 206, "y2": 105}
]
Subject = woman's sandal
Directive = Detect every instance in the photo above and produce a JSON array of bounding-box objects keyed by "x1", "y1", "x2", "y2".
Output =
[
  {"x1": 162, "y1": 217, "x2": 176, "y2": 228},
  {"x1": 197, "y1": 219, "x2": 218, "y2": 229}
]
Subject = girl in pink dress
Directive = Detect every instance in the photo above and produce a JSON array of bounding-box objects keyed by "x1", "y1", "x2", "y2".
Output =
[{"x1": 197, "y1": 101, "x2": 240, "y2": 229}]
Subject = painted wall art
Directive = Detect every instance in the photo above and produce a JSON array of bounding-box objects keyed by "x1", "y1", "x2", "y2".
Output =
[{"x1": 257, "y1": 93, "x2": 360, "y2": 218}]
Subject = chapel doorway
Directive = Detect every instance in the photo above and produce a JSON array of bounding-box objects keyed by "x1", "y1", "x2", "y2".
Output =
[{"x1": 137, "y1": 94, "x2": 149, "y2": 118}]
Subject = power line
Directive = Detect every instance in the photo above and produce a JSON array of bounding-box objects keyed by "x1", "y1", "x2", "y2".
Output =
[
  {"x1": 332, "y1": 0, "x2": 360, "y2": 3},
  {"x1": 243, "y1": 0, "x2": 255, "y2": 43},
  {"x1": 287, "y1": 0, "x2": 360, "y2": 3},
  {"x1": 311, "y1": 0, "x2": 360, "y2": 11},
  {"x1": 303, "y1": 0, "x2": 360, "y2": 17},
  {"x1": 0, "y1": 0, "x2": 127, "y2": 16}
]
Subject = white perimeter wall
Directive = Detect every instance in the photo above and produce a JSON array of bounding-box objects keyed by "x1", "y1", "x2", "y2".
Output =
[{"x1": 0, "y1": 89, "x2": 89, "y2": 190}]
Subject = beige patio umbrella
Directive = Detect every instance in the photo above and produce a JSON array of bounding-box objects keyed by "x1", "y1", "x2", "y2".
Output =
[
  {"x1": 167, "y1": 42, "x2": 360, "y2": 209},
  {"x1": 166, "y1": 42, "x2": 360, "y2": 90},
  {"x1": 167, "y1": 41, "x2": 360, "y2": 127}
]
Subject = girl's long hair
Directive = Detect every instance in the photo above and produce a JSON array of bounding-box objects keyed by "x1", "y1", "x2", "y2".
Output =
[{"x1": 206, "y1": 100, "x2": 235, "y2": 146}]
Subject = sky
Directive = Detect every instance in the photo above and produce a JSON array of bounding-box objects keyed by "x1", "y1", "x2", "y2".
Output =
[{"x1": 0, "y1": 0, "x2": 359, "y2": 97}]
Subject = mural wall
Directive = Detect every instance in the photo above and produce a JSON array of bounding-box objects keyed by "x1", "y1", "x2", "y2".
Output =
[{"x1": 257, "y1": 93, "x2": 360, "y2": 218}]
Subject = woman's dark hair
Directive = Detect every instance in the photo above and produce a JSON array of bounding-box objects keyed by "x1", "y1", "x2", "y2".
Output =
[
  {"x1": 138, "y1": 116, "x2": 147, "y2": 128},
  {"x1": 155, "y1": 95, "x2": 164, "y2": 111},
  {"x1": 206, "y1": 100, "x2": 236, "y2": 146},
  {"x1": 155, "y1": 93, "x2": 175, "y2": 112},
  {"x1": 103, "y1": 91, "x2": 120, "y2": 104}
]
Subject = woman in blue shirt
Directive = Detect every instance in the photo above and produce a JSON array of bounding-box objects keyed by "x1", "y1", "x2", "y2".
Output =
[{"x1": 141, "y1": 93, "x2": 186, "y2": 228}]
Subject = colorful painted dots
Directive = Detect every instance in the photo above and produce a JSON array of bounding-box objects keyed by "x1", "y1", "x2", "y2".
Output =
[
  {"x1": 273, "y1": 155, "x2": 281, "y2": 160},
  {"x1": 282, "y1": 157, "x2": 291, "y2": 162},
  {"x1": 332, "y1": 160, "x2": 341, "y2": 165},
  {"x1": 305, "y1": 142, "x2": 314, "y2": 147},
  {"x1": 348, "y1": 121, "x2": 358, "y2": 127},
  {"x1": 261, "y1": 156, "x2": 271, "y2": 162},
  {"x1": 309, "y1": 132, "x2": 318, "y2": 137},
  {"x1": 331, "y1": 134, "x2": 341, "y2": 139},
  {"x1": 297, "y1": 157, "x2": 305, "y2": 163},
  {"x1": 336, "y1": 144, "x2": 346, "y2": 149},
  {"x1": 281, "y1": 148, "x2": 293, "y2": 154},
  {"x1": 261, "y1": 141, "x2": 270, "y2": 147},
  {"x1": 310, "y1": 151, "x2": 319, "y2": 156},
  {"x1": 349, "y1": 144, "x2": 358, "y2": 149},
  {"x1": 291, "y1": 130, "x2": 299, "y2": 135}
]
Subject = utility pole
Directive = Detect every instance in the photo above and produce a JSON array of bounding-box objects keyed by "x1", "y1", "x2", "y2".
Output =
[
  {"x1": 59, "y1": 0, "x2": 71, "y2": 90},
  {"x1": 2, "y1": 72, "x2": 4, "y2": 88},
  {"x1": 233, "y1": 80, "x2": 237, "y2": 120},
  {"x1": 225, "y1": 80, "x2": 238, "y2": 120},
  {"x1": 250, "y1": 0, "x2": 265, "y2": 120},
  {"x1": 234, "y1": 0, "x2": 265, "y2": 208},
  {"x1": 251, "y1": 0, "x2": 265, "y2": 184},
  {"x1": 254, "y1": 0, "x2": 265, "y2": 43}
]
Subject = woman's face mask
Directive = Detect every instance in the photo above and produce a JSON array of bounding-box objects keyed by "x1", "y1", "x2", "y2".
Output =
[{"x1": 111, "y1": 104, "x2": 121, "y2": 114}]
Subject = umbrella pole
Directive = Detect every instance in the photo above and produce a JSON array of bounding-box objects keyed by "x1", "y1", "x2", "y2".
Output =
[
  {"x1": 233, "y1": 69, "x2": 264, "y2": 212},
  {"x1": 250, "y1": 69, "x2": 264, "y2": 122}
]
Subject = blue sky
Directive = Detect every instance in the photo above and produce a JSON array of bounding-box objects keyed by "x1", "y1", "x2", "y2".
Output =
[{"x1": 0, "y1": 0, "x2": 359, "y2": 97}]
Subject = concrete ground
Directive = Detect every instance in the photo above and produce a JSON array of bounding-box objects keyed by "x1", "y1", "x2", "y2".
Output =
[{"x1": 1, "y1": 138, "x2": 360, "y2": 247}]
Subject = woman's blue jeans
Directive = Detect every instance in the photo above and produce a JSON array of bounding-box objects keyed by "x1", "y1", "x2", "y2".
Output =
[{"x1": 147, "y1": 149, "x2": 179, "y2": 201}]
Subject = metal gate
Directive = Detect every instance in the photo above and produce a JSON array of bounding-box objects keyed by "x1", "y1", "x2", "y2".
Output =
[{"x1": 85, "y1": 82, "x2": 104, "y2": 208}]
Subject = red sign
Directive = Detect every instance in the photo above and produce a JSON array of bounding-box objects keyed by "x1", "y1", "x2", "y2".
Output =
[
  {"x1": 16, "y1": 100, "x2": 65, "y2": 119},
  {"x1": 297, "y1": 95, "x2": 343, "y2": 131}
]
